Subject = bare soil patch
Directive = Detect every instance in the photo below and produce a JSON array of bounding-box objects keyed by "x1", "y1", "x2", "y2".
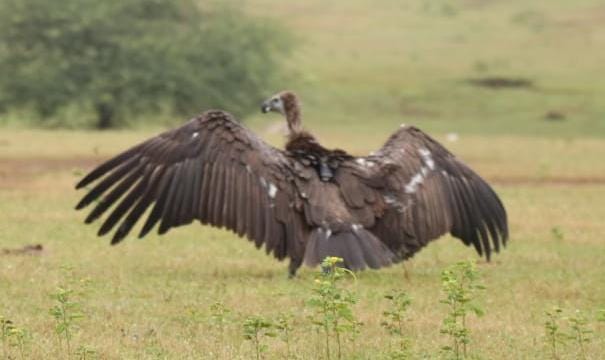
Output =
[
  {"x1": 466, "y1": 77, "x2": 534, "y2": 89},
  {"x1": 0, "y1": 156, "x2": 101, "y2": 189}
]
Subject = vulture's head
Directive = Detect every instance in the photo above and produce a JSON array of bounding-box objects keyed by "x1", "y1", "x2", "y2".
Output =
[{"x1": 261, "y1": 91, "x2": 302, "y2": 134}]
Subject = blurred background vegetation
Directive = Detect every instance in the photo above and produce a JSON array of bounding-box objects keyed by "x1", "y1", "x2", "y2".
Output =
[
  {"x1": 0, "y1": 0, "x2": 291, "y2": 128},
  {"x1": 0, "y1": 0, "x2": 603, "y2": 137}
]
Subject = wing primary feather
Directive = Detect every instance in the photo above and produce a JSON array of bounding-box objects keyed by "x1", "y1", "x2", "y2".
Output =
[
  {"x1": 222, "y1": 165, "x2": 234, "y2": 229},
  {"x1": 235, "y1": 170, "x2": 247, "y2": 237},
  {"x1": 461, "y1": 180, "x2": 491, "y2": 260},
  {"x1": 177, "y1": 159, "x2": 196, "y2": 225},
  {"x1": 158, "y1": 163, "x2": 184, "y2": 234},
  {"x1": 84, "y1": 161, "x2": 146, "y2": 224},
  {"x1": 455, "y1": 178, "x2": 485, "y2": 257},
  {"x1": 98, "y1": 170, "x2": 150, "y2": 237},
  {"x1": 139, "y1": 167, "x2": 175, "y2": 238},
  {"x1": 112, "y1": 167, "x2": 166, "y2": 244},
  {"x1": 229, "y1": 166, "x2": 240, "y2": 231},
  {"x1": 201, "y1": 162, "x2": 218, "y2": 224},
  {"x1": 75, "y1": 155, "x2": 141, "y2": 210},
  {"x1": 211, "y1": 164, "x2": 226, "y2": 227},
  {"x1": 197, "y1": 163, "x2": 212, "y2": 223},
  {"x1": 75, "y1": 142, "x2": 149, "y2": 189},
  {"x1": 246, "y1": 173, "x2": 258, "y2": 245},
  {"x1": 190, "y1": 159, "x2": 203, "y2": 224}
]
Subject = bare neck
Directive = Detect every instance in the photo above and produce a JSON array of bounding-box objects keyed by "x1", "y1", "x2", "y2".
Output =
[
  {"x1": 286, "y1": 111, "x2": 302, "y2": 134},
  {"x1": 281, "y1": 92, "x2": 302, "y2": 135}
]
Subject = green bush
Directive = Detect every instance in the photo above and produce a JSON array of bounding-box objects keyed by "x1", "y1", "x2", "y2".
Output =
[{"x1": 0, "y1": 0, "x2": 291, "y2": 128}]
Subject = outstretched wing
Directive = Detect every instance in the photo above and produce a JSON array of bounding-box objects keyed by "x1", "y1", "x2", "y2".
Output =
[
  {"x1": 75, "y1": 110, "x2": 307, "y2": 261},
  {"x1": 353, "y1": 126, "x2": 508, "y2": 261}
]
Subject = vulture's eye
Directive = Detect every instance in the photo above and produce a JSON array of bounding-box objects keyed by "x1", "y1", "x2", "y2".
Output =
[{"x1": 272, "y1": 98, "x2": 279, "y2": 104}]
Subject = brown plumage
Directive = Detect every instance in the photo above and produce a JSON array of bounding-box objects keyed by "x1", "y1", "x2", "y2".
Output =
[{"x1": 76, "y1": 90, "x2": 508, "y2": 276}]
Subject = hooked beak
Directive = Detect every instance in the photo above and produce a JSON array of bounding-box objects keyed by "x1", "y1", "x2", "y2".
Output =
[{"x1": 261, "y1": 101, "x2": 272, "y2": 113}]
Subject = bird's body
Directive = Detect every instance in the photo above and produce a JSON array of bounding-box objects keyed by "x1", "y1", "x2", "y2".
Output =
[{"x1": 76, "y1": 91, "x2": 508, "y2": 276}]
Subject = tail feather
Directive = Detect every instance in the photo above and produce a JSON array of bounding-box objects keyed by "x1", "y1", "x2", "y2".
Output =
[{"x1": 304, "y1": 227, "x2": 395, "y2": 271}]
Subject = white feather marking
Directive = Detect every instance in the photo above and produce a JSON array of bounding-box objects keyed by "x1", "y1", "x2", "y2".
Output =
[
  {"x1": 192, "y1": 132, "x2": 199, "y2": 138},
  {"x1": 268, "y1": 183, "x2": 278, "y2": 198},
  {"x1": 418, "y1": 148, "x2": 430, "y2": 157},
  {"x1": 426, "y1": 158, "x2": 435, "y2": 170},
  {"x1": 418, "y1": 148, "x2": 435, "y2": 170},
  {"x1": 405, "y1": 172, "x2": 424, "y2": 194},
  {"x1": 245, "y1": 164, "x2": 252, "y2": 174},
  {"x1": 259, "y1": 176, "x2": 267, "y2": 188},
  {"x1": 325, "y1": 228, "x2": 332, "y2": 239},
  {"x1": 383, "y1": 195, "x2": 397, "y2": 204},
  {"x1": 355, "y1": 158, "x2": 375, "y2": 168},
  {"x1": 352, "y1": 224, "x2": 362, "y2": 232}
]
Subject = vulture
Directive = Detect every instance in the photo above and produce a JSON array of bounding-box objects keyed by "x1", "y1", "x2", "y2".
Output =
[{"x1": 75, "y1": 91, "x2": 508, "y2": 276}]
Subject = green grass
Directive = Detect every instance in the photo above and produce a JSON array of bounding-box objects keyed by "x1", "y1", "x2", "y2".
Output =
[
  {"x1": 243, "y1": 0, "x2": 605, "y2": 138},
  {"x1": 1, "y1": 127, "x2": 604, "y2": 358},
  {"x1": 1, "y1": 0, "x2": 605, "y2": 358}
]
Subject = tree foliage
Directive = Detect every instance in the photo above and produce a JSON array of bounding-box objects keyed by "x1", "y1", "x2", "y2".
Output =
[{"x1": 0, "y1": 0, "x2": 291, "y2": 128}]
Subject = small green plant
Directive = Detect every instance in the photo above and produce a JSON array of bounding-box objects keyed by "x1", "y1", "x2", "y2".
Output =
[
  {"x1": 208, "y1": 301, "x2": 232, "y2": 356},
  {"x1": 50, "y1": 287, "x2": 84, "y2": 358},
  {"x1": 544, "y1": 306, "x2": 567, "y2": 360},
  {"x1": 597, "y1": 309, "x2": 605, "y2": 323},
  {"x1": 1, "y1": 316, "x2": 29, "y2": 359},
  {"x1": 307, "y1": 256, "x2": 360, "y2": 360},
  {"x1": 567, "y1": 310, "x2": 592, "y2": 360},
  {"x1": 49, "y1": 265, "x2": 90, "y2": 359},
  {"x1": 381, "y1": 290, "x2": 412, "y2": 359},
  {"x1": 275, "y1": 312, "x2": 294, "y2": 359},
  {"x1": 1, "y1": 315, "x2": 12, "y2": 358},
  {"x1": 439, "y1": 260, "x2": 485, "y2": 360},
  {"x1": 74, "y1": 345, "x2": 98, "y2": 360},
  {"x1": 243, "y1": 315, "x2": 276, "y2": 360}
]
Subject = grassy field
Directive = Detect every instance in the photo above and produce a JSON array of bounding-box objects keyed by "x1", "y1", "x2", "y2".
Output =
[{"x1": 2, "y1": 0, "x2": 605, "y2": 359}]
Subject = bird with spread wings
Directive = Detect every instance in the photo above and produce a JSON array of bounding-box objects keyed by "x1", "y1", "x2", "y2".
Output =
[{"x1": 76, "y1": 91, "x2": 508, "y2": 276}]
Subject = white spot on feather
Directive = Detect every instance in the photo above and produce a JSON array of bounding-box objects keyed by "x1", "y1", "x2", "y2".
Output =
[
  {"x1": 426, "y1": 158, "x2": 435, "y2": 170},
  {"x1": 418, "y1": 148, "x2": 431, "y2": 157},
  {"x1": 246, "y1": 164, "x2": 252, "y2": 174},
  {"x1": 325, "y1": 228, "x2": 332, "y2": 239},
  {"x1": 192, "y1": 132, "x2": 199, "y2": 138},
  {"x1": 352, "y1": 224, "x2": 362, "y2": 232},
  {"x1": 259, "y1": 176, "x2": 267, "y2": 188},
  {"x1": 268, "y1": 183, "x2": 278, "y2": 198},
  {"x1": 355, "y1": 158, "x2": 375, "y2": 168},
  {"x1": 405, "y1": 173, "x2": 424, "y2": 194},
  {"x1": 383, "y1": 194, "x2": 410, "y2": 213},
  {"x1": 418, "y1": 148, "x2": 435, "y2": 170},
  {"x1": 383, "y1": 195, "x2": 397, "y2": 204}
]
